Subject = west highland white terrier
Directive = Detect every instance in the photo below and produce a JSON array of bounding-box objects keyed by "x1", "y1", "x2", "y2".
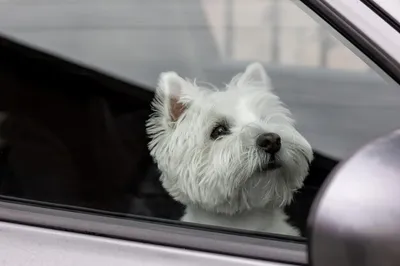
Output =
[{"x1": 146, "y1": 62, "x2": 313, "y2": 235}]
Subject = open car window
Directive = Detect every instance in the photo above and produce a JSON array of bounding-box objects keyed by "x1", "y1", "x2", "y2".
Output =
[{"x1": 0, "y1": 0, "x2": 399, "y2": 263}]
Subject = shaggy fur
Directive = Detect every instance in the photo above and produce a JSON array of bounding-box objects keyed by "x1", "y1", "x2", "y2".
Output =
[{"x1": 146, "y1": 63, "x2": 313, "y2": 235}]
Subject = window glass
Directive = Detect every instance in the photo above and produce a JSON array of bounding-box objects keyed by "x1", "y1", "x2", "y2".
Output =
[{"x1": 0, "y1": 0, "x2": 399, "y2": 239}]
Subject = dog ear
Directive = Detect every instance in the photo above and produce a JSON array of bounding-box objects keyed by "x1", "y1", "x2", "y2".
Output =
[
  {"x1": 238, "y1": 62, "x2": 273, "y2": 89},
  {"x1": 158, "y1": 72, "x2": 187, "y2": 122}
]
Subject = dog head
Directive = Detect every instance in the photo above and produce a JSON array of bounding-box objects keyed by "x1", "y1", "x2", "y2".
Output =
[{"x1": 146, "y1": 63, "x2": 313, "y2": 215}]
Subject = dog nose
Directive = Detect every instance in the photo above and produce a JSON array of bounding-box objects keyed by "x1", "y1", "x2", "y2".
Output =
[{"x1": 256, "y1": 133, "x2": 281, "y2": 154}]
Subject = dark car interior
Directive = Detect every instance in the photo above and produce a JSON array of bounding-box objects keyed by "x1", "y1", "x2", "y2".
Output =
[{"x1": 0, "y1": 34, "x2": 338, "y2": 237}]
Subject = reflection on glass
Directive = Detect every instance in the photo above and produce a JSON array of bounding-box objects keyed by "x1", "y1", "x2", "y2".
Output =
[{"x1": 203, "y1": 0, "x2": 369, "y2": 71}]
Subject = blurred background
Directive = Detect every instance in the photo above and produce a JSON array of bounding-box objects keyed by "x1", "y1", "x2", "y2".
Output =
[{"x1": 1, "y1": 0, "x2": 400, "y2": 159}]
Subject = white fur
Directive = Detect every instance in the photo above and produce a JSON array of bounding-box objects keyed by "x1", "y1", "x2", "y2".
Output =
[{"x1": 146, "y1": 63, "x2": 313, "y2": 236}]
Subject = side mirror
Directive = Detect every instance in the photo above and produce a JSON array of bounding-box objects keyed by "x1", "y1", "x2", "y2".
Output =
[{"x1": 308, "y1": 130, "x2": 400, "y2": 266}]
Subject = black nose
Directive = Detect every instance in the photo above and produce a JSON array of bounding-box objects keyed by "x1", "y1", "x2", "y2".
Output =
[{"x1": 256, "y1": 133, "x2": 281, "y2": 154}]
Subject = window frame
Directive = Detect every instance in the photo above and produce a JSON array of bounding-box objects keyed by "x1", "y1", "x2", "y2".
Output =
[
  {"x1": 361, "y1": 0, "x2": 400, "y2": 34},
  {"x1": 0, "y1": 197, "x2": 307, "y2": 265},
  {"x1": 304, "y1": 0, "x2": 400, "y2": 85},
  {"x1": 0, "y1": 0, "x2": 399, "y2": 265}
]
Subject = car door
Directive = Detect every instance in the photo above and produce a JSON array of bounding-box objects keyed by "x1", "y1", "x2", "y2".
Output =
[{"x1": 0, "y1": 0, "x2": 399, "y2": 265}]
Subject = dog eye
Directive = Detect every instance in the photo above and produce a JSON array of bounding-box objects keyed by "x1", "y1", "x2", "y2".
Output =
[{"x1": 210, "y1": 125, "x2": 230, "y2": 140}]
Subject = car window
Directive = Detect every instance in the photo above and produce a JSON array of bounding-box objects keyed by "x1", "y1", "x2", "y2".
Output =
[{"x1": 0, "y1": 0, "x2": 399, "y2": 242}]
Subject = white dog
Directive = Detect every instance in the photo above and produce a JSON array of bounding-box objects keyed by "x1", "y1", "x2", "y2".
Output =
[{"x1": 146, "y1": 63, "x2": 313, "y2": 236}]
